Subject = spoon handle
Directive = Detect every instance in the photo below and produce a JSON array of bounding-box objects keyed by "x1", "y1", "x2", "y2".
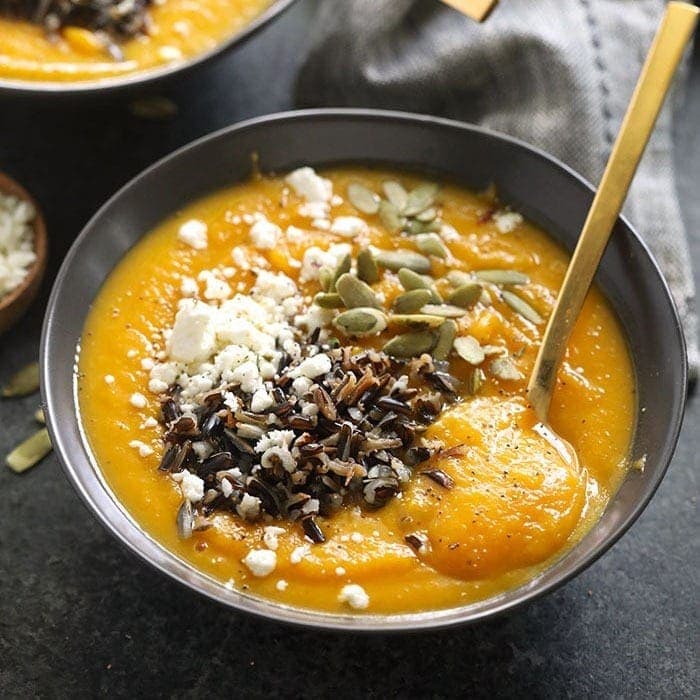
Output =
[{"x1": 527, "y1": 1, "x2": 699, "y2": 421}]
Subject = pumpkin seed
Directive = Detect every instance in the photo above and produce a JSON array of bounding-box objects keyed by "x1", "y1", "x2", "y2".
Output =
[
  {"x1": 474, "y1": 269, "x2": 529, "y2": 285},
  {"x1": 389, "y1": 314, "x2": 446, "y2": 330},
  {"x1": 333, "y1": 308, "x2": 388, "y2": 337},
  {"x1": 382, "y1": 180, "x2": 408, "y2": 211},
  {"x1": 403, "y1": 182, "x2": 439, "y2": 217},
  {"x1": 34, "y1": 408, "x2": 45, "y2": 424},
  {"x1": 415, "y1": 207, "x2": 437, "y2": 223},
  {"x1": 501, "y1": 291, "x2": 543, "y2": 324},
  {"x1": 376, "y1": 249, "x2": 431, "y2": 274},
  {"x1": 392, "y1": 289, "x2": 434, "y2": 313},
  {"x1": 319, "y1": 266, "x2": 333, "y2": 292},
  {"x1": 415, "y1": 233, "x2": 448, "y2": 259},
  {"x1": 347, "y1": 182, "x2": 380, "y2": 214},
  {"x1": 490, "y1": 356, "x2": 523, "y2": 381},
  {"x1": 446, "y1": 270, "x2": 473, "y2": 287},
  {"x1": 383, "y1": 331, "x2": 437, "y2": 358},
  {"x1": 448, "y1": 282, "x2": 482, "y2": 308},
  {"x1": 405, "y1": 219, "x2": 435, "y2": 236},
  {"x1": 468, "y1": 368, "x2": 486, "y2": 395},
  {"x1": 335, "y1": 273, "x2": 381, "y2": 309},
  {"x1": 6, "y1": 428, "x2": 52, "y2": 473},
  {"x1": 398, "y1": 268, "x2": 441, "y2": 302},
  {"x1": 1, "y1": 362, "x2": 40, "y2": 397},
  {"x1": 378, "y1": 200, "x2": 405, "y2": 233},
  {"x1": 433, "y1": 320, "x2": 457, "y2": 360},
  {"x1": 330, "y1": 253, "x2": 352, "y2": 291},
  {"x1": 314, "y1": 292, "x2": 345, "y2": 309},
  {"x1": 357, "y1": 249, "x2": 379, "y2": 284},
  {"x1": 419, "y1": 304, "x2": 466, "y2": 318},
  {"x1": 453, "y1": 335, "x2": 485, "y2": 365}
]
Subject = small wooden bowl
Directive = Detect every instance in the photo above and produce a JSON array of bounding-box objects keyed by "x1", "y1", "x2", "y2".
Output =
[{"x1": 0, "y1": 172, "x2": 48, "y2": 335}]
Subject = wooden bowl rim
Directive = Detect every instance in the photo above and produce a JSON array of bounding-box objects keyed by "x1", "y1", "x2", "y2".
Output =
[{"x1": 0, "y1": 171, "x2": 48, "y2": 313}]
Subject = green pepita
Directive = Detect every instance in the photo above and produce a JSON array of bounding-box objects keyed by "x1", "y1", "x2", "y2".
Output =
[
  {"x1": 403, "y1": 182, "x2": 439, "y2": 217},
  {"x1": 419, "y1": 304, "x2": 466, "y2": 319},
  {"x1": 448, "y1": 282, "x2": 482, "y2": 308},
  {"x1": 378, "y1": 200, "x2": 405, "y2": 233},
  {"x1": 356, "y1": 249, "x2": 379, "y2": 284},
  {"x1": 501, "y1": 291, "x2": 543, "y2": 324},
  {"x1": 446, "y1": 270, "x2": 473, "y2": 287},
  {"x1": 347, "y1": 182, "x2": 380, "y2": 214},
  {"x1": 415, "y1": 207, "x2": 437, "y2": 223},
  {"x1": 319, "y1": 266, "x2": 333, "y2": 292},
  {"x1": 490, "y1": 356, "x2": 523, "y2": 381},
  {"x1": 1, "y1": 362, "x2": 40, "y2": 398},
  {"x1": 433, "y1": 320, "x2": 457, "y2": 360},
  {"x1": 415, "y1": 233, "x2": 448, "y2": 259},
  {"x1": 335, "y1": 273, "x2": 381, "y2": 309},
  {"x1": 392, "y1": 289, "x2": 434, "y2": 314},
  {"x1": 474, "y1": 269, "x2": 529, "y2": 285},
  {"x1": 469, "y1": 368, "x2": 486, "y2": 395},
  {"x1": 389, "y1": 314, "x2": 446, "y2": 330},
  {"x1": 382, "y1": 181, "x2": 408, "y2": 211},
  {"x1": 375, "y1": 249, "x2": 431, "y2": 274},
  {"x1": 6, "y1": 428, "x2": 52, "y2": 474},
  {"x1": 383, "y1": 331, "x2": 437, "y2": 358},
  {"x1": 329, "y1": 253, "x2": 352, "y2": 291},
  {"x1": 454, "y1": 335, "x2": 485, "y2": 365},
  {"x1": 397, "y1": 267, "x2": 441, "y2": 303},
  {"x1": 313, "y1": 292, "x2": 345, "y2": 309},
  {"x1": 333, "y1": 308, "x2": 388, "y2": 337}
]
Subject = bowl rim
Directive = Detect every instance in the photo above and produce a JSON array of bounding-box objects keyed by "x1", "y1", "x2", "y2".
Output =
[
  {"x1": 0, "y1": 171, "x2": 48, "y2": 317},
  {"x1": 40, "y1": 108, "x2": 688, "y2": 632},
  {"x1": 0, "y1": 0, "x2": 297, "y2": 96}
]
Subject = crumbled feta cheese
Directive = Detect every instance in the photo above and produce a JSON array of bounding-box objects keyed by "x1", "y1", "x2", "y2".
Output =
[
  {"x1": 255, "y1": 429, "x2": 295, "y2": 453},
  {"x1": 191, "y1": 440, "x2": 214, "y2": 460},
  {"x1": 166, "y1": 299, "x2": 217, "y2": 363},
  {"x1": 251, "y1": 270, "x2": 297, "y2": 303},
  {"x1": 350, "y1": 532, "x2": 364, "y2": 544},
  {"x1": 140, "y1": 358, "x2": 155, "y2": 371},
  {"x1": 230, "y1": 360, "x2": 261, "y2": 394},
  {"x1": 236, "y1": 493, "x2": 262, "y2": 520},
  {"x1": 285, "y1": 225, "x2": 306, "y2": 244},
  {"x1": 200, "y1": 271, "x2": 231, "y2": 301},
  {"x1": 242, "y1": 549, "x2": 277, "y2": 577},
  {"x1": 178, "y1": 219, "x2": 208, "y2": 250},
  {"x1": 285, "y1": 167, "x2": 332, "y2": 203},
  {"x1": 141, "y1": 416, "x2": 158, "y2": 429},
  {"x1": 299, "y1": 201, "x2": 330, "y2": 220},
  {"x1": 338, "y1": 584, "x2": 369, "y2": 610},
  {"x1": 249, "y1": 214, "x2": 281, "y2": 250},
  {"x1": 493, "y1": 210, "x2": 523, "y2": 233},
  {"x1": 128, "y1": 440, "x2": 153, "y2": 457},
  {"x1": 330, "y1": 216, "x2": 368, "y2": 239},
  {"x1": 250, "y1": 388, "x2": 274, "y2": 413},
  {"x1": 129, "y1": 392, "x2": 147, "y2": 409},
  {"x1": 290, "y1": 545, "x2": 310, "y2": 565},
  {"x1": 335, "y1": 566, "x2": 346, "y2": 576},
  {"x1": 291, "y1": 376, "x2": 313, "y2": 396},
  {"x1": 276, "y1": 579, "x2": 288, "y2": 591},
  {"x1": 263, "y1": 526, "x2": 286, "y2": 551},
  {"x1": 104, "y1": 374, "x2": 115, "y2": 385},
  {"x1": 180, "y1": 276, "x2": 199, "y2": 297},
  {"x1": 126, "y1": 349, "x2": 139, "y2": 359},
  {"x1": 0, "y1": 192, "x2": 37, "y2": 298},
  {"x1": 299, "y1": 243, "x2": 351, "y2": 283},
  {"x1": 289, "y1": 353, "x2": 331, "y2": 379},
  {"x1": 175, "y1": 471, "x2": 204, "y2": 502}
]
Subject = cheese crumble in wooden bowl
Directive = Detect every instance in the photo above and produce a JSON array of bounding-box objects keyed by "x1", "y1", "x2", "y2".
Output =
[{"x1": 77, "y1": 166, "x2": 636, "y2": 615}]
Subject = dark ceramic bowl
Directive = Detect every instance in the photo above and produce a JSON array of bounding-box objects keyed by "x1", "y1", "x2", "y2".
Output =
[
  {"x1": 0, "y1": 0, "x2": 296, "y2": 96},
  {"x1": 41, "y1": 110, "x2": 687, "y2": 631}
]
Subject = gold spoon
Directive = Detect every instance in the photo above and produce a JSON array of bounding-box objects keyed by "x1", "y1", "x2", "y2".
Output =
[
  {"x1": 527, "y1": 1, "x2": 699, "y2": 464},
  {"x1": 439, "y1": 0, "x2": 498, "y2": 22}
]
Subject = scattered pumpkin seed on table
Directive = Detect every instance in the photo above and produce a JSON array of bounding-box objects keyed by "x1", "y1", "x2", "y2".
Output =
[
  {"x1": 6, "y1": 428, "x2": 52, "y2": 474},
  {"x1": 1, "y1": 362, "x2": 40, "y2": 397}
]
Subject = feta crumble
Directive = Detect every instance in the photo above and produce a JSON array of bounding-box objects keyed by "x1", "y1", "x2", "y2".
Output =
[
  {"x1": 171, "y1": 470, "x2": 204, "y2": 502},
  {"x1": 338, "y1": 584, "x2": 370, "y2": 610},
  {"x1": 493, "y1": 210, "x2": 523, "y2": 233},
  {"x1": 0, "y1": 191, "x2": 37, "y2": 299},
  {"x1": 263, "y1": 526, "x2": 286, "y2": 551},
  {"x1": 290, "y1": 545, "x2": 310, "y2": 564},
  {"x1": 285, "y1": 167, "x2": 332, "y2": 203},
  {"x1": 128, "y1": 440, "x2": 153, "y2": 457},
  {"x1": 275, "y1": 579, "x2": 288, "y2": 591},
  {"x1": 330, "y1": 216, "x2": 368, "y2": 239},
  {"x1": 249, "y1": 214, "x2": 281, "y2": 250},
  {"x1": 242, "y1": 549, "x2": 277, "y2": 577},
  {"x1": 104, "y1": 374, "x2": 115, "y2": 385},
  {"x1": 129, "y1": 392, "x2": 147, "y2": 408},
  {"x1": 177, "y1": 219, "x2": 208, "y2": 250}
]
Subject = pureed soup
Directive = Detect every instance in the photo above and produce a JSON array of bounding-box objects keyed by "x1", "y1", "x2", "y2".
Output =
[
  {"x1": 78, "y1": 167, "x2": 635, "y2": 615},
  {"x1": 0, "y1": 0, "x2": 272, "y2": 83}
]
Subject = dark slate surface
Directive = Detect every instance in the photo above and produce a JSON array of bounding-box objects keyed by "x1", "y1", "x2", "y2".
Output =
[{"x1": 0, "y1": 2, "x2": 697, "y2": 697}]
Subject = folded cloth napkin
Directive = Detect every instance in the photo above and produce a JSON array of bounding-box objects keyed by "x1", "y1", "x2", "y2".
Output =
[{"x1": 295, "y1": 0, "x2": 699, "y2": 379}]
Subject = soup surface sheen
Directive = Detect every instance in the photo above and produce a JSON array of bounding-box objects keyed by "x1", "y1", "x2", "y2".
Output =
[
  {"x1": 78, "y1": 168, "x2": 635, "y2": 615},
  {"x1": 0, "y1": 0, "x2": 272, "y2": 83}
]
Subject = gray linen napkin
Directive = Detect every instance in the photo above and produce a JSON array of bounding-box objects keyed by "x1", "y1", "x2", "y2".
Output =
[{"x1": 295, "y1": 0, "x2": 699, "y2": 378}]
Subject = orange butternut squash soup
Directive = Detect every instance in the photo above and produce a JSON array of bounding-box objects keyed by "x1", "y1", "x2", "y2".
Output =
[
  {"x1": 0, "y1": 0, "x2": 273, "y2": 83},
  {"x1": 77, "y1": 167, "x2": 636, "y2": 615}
]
